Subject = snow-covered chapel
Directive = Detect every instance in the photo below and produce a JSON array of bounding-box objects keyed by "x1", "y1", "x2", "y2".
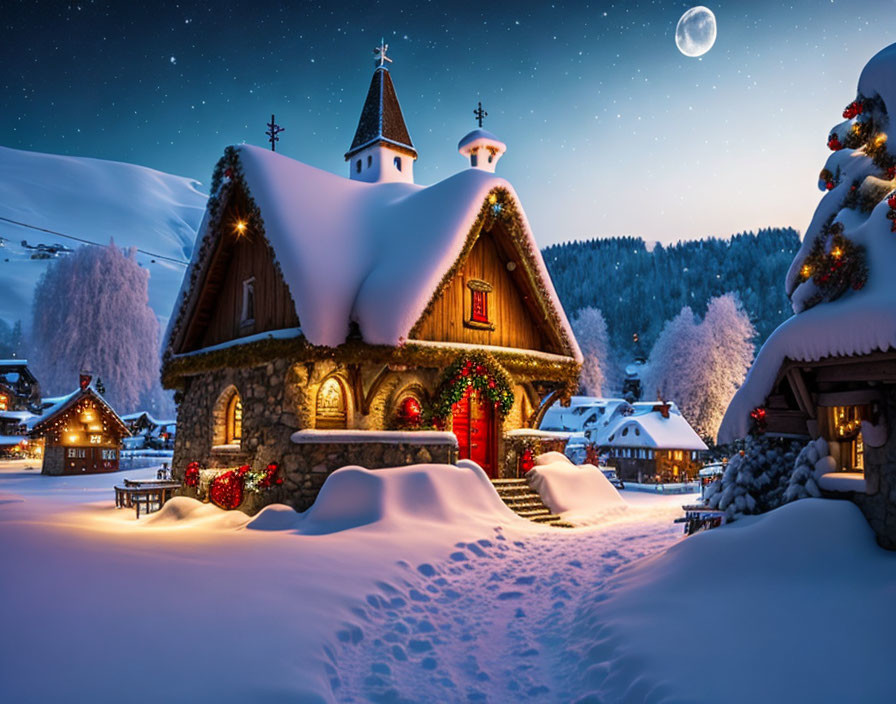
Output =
[{"x1": 161, "y1": 47, "x2": 582, "y2": 511}]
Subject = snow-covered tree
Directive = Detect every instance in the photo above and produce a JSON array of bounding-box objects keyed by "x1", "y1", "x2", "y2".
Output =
[
  {"x1": 696, "y1": 293, "x2": 755, "y2": 437},
  {"x1": 642, "y1": 305, "x2": 708, "y2": 428},
  {"x1": 0, "y1": 319, "x2": 25, "y2": 359},
  {"x1": 644, "y1": 294, "x2": 754, "y2": 440},
  {"x1": 703, "y1": 436, "x2": 806, "y2": 520},
  {"x1": 571, "y1": 307, "x2": 612, "y2": 396},
  {"x1": 30, "y1": 243, "x2": 160, "y2": 412}
]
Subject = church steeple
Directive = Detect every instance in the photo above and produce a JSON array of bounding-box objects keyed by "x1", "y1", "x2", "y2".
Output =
[{"x1": 345, "y1": 41, "x2": 417, "y2": 183}]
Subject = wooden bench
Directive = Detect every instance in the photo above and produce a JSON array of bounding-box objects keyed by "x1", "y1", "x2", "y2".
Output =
[{"x1": 114, "y1": 482, "x2": 181, "y2": 517}]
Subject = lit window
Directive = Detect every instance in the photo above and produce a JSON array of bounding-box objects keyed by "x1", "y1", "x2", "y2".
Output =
[
  {"x1": 89, "y1": 435, "x2": 102, "y2": 445},
  {"x1": 226, "y1": 394, "x2": 242, "y2": 444},
  {"x1": 316, "y1": 377, "x2": 348, "y2": 429},
  {"x1": 0, "y1": 394, "x2": 6, "y2": 411},
  {"x1": 394, "y1": 156, "x2": 402, "y2": 171},
  {"x1": 241, "y1": 277, "x2": 255, "y2": 325}
]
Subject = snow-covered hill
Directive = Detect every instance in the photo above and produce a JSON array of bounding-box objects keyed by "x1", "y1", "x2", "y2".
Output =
[{"x1": 0, "y1": 146, "x2": 207, "y2": 329}]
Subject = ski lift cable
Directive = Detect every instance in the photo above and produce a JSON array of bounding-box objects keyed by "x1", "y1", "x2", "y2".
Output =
[{"x1": 0, "y1": 215, "x2": 190, "y2": 266}]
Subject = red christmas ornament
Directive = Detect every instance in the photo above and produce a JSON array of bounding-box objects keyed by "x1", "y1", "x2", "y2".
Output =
[
  {"x1": 398, "y1": 396, "x2": 423, "y2": 427},
  {"x1": 184, "y1": 461, "x2": 200, "y2": 488},
  {"x1": 518, "y1": 447, "x2": 535, "y2": 475},
  {"x1": 224, "y1": 167, "x2": 234, "y2": 179},
  {"x1": 888, "y1": 194, "x2": 896, "y2": 209},
  {"x1": 887, "y1": 166, "x2": 896, "y2": 179},
  {"x1": 825, "y1": 181, "x2": 834, "y2": 191},
  {"x1": 749, "y1": 407, "x2": 768, "y2": 433},
  {"x1": 209, "y1": 470, "x2": 244, "y2": 510},
  {"x1": 828, "y1": 134, "x2": 843, "y2": 151}
]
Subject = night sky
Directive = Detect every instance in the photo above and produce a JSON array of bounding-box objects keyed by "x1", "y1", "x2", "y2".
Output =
[{"x1": 2, "y1": 0, "x2": 894, "y2": 245}]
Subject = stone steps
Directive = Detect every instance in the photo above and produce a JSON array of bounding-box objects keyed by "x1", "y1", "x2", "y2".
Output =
[{"x1": 491, "y1": 477, "x2": 572, "y2": 528}]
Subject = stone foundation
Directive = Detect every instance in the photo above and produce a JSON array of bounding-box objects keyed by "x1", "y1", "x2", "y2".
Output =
[
  {"x1": 852, "y1": 384, "x2": 896, "y2": 549},
  {"x1": 502, "y1": 431, "x2": 569, "y2": 478}
]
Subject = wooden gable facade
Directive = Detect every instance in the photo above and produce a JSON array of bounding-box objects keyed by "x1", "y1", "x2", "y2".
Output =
[
  {"x1": 30, "y1": 387, "x2": 130, "y2": 476},
  {"x1": 411, "y1": 222, "x2": 566, "y2": 356},
  {"x1": 175, "y1": 186, "x2": 299, "y2": 355}
]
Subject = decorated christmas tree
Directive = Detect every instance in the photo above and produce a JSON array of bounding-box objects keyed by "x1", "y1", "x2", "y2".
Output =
[{"x1": 719, "y1": 42, "x2": 896, "y2": 444}]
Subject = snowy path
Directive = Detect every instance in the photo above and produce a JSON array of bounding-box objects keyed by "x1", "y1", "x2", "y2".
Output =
[
  {"x1": 0, "y1": 462, "x2": 690, "y2": 703},
  {"x1": 329, "y1": 498, "x2": 685, "y2": 703}
]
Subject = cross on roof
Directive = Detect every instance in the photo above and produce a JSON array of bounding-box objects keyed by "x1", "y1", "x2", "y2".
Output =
[
  {"x1": 474, "y1": 101, "x2": 487, "y2": 128},
  {"x1": 266, "y1": 114, "x2": 285, "y2": 152},
  {"x1": 374, "y1": 39, "x2": 392, "y2": 68}
]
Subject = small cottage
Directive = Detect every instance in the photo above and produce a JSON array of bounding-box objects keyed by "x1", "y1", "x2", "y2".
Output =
[
  {"x1": 121, "y1": 412, "x2": 176, "y2": 450},
  {"x1": 0, "y1": 360, "x2": 40, "y2": 457},
  {"x1": 591, "y1": 401, "x2": 707, "y2": 483},
  {"x1": 161, "y1": 48, "x2": 581, "y2": 510},
  {"x1": 28, "y1": 376, "x2": 130, "y2": 475}
]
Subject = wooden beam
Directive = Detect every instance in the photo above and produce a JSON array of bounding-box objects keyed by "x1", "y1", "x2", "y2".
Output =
[
  {"x1": 764, "y1": 409, "x2": 812, "y2": 437},
  {"x1": 814, "y1": 361, "x2": 896, "y2": 383},
  {"x1": 361, "y1": 366, "x2": 392, "y2": 416},
  {"x1": 528, "y1": 388, "x2": 564, "y2": 429},
  {"x1": 817, "y1": 389, "x2": 883, "y2": 407},
  {"x1": 785, "y1": 367, "x2": 816, "y2": 420}
]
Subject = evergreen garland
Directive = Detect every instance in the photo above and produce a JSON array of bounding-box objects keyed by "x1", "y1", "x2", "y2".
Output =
[
  {"x1": 432, "y1": 352, "x2": 514, "y2": 419},
  {"x1": 796, "y1": 221, "x2": 867, "y2": 308}
]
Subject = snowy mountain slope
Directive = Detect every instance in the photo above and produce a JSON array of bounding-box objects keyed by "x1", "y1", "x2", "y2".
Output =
[{"x1": 0, "y1": 146, "x2": 207, "y2": 329}]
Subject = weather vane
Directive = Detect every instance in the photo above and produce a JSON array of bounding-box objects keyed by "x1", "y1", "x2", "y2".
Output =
[
  {"x1": 266, "y1": 114, "x2": 285, "y2": 152},
  {"x1": 474, "y1": 101, "x2": 487, "y2": 128},
  {"x1": 374, "y1": 39, "x2": 392, "y2": 68}
]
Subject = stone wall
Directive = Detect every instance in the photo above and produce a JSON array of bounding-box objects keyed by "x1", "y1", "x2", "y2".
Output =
[
  {"x1": 502, "y1": 432, "x2": 569, "y2": 479},
  {"x1": 278, "y1": 439, "x2": 457, "y2": 510},
  {"x1": 853, "y1": 384, "x2": 896, "y2": 549},
  {"x1": 172, "y1": 358, "x2": 305, "y2": 476}
]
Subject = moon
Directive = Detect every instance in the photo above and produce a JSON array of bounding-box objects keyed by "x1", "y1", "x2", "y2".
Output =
[{"x1": 675, "y1": 6, "x2": 717, "y2": 58}]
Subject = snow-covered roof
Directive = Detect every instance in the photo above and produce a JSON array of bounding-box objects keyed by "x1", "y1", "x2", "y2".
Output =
[
  {"x1": 346, "y1": 66, "x2": 416, "y2": 159},
  {"x1": 457, "y1": 129, "x2": 506, "y2": 154},
  {"x1": 602, "y1": 410, "x2": 708, "y2": 452},
  {"x1": 719, "y1": 43, "x2": 896, "y2": 443},
  {"x1": 120, "y1": 411, "x2": 175, "y2": 426},
  {"x1": 0, "y1": 435, "x2": 27, "y2": 447},
  {"x1": 28, "y1": 386, "x2": 129, "y2": 436},
  {"x1": 0, "y1": 410, "x2": 36, "y2": 423},
  {"x1": 166, "y1": 144, "x2": 580, "y2": 361},
  {"x1": 539, "y1": 396, "x2": 621, "y2": 432}
]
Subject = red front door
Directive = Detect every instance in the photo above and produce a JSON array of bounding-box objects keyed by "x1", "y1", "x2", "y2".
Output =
[{"x1": 452, "y1": 387, "x2": 497, "y2": 477}]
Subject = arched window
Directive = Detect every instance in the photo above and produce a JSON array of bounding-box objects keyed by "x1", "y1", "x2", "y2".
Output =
[
  {"x1": 226, "y1": 393, "x2": 242, "y2": 444},
  {"x1": 213, "y1": 386, "x2": 243, "y2": 447},
  {"x1": 393, "y1": 156, "x2": 402, "y2": 171},
  {"x1": 316, "y1": 377, "x2": 348, "y2": 429},
  {"x1": 356, "y1": 159, "x2": 362, "y2": 174}
]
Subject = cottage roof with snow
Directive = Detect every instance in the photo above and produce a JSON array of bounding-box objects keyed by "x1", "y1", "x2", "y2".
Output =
[
  {"x1": 601, "y1": 408, "x2": 708, "y2": 452},
  {"x1": 162, "y1": 58, "x2": 580, "y2": 389}
]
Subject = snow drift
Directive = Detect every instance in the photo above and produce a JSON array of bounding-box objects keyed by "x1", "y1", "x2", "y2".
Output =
[
  {"x1": 148, "y1": 463, "x2": 522, "y2": 534},
  {"x1": 527, "y1": 452, "x2": 625, "y2": 519},
  {"x1": 0, "y1": 145, "x2": 206, "y2": 327},
  {"x1": 561, "y1": 499, "x2": 896, "y2": 703}
]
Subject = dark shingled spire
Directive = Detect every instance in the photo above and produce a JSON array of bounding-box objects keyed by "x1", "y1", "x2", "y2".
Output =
[{"x1": 345, "y1": 66, "x2": 417, "y2": 160}]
